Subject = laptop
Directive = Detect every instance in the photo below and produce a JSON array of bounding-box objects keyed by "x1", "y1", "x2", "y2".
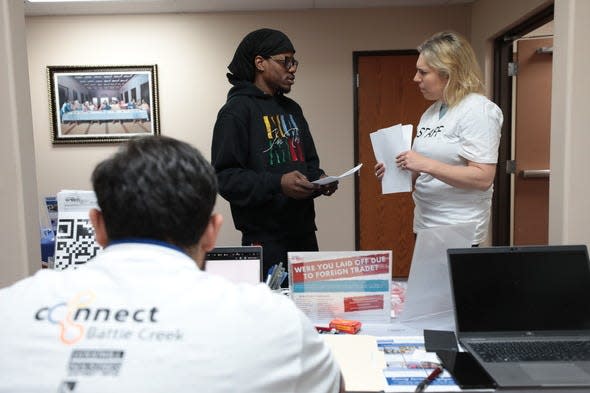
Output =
[
  {"x1": 447, "y1": 245, "x2": 590, "y2": 388},
  {"x1": 205, "y1": 246, "x2": 263, "y2": 285}
]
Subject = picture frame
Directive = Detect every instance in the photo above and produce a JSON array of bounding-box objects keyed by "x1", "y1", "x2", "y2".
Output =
[{"x1": 47, "y1": 65, "x2": 160, "y2": 144}]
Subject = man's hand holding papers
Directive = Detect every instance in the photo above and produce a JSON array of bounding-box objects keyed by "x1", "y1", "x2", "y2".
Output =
[{"x1": 312, "y1": 164, "x2": 363, "y2": 186}]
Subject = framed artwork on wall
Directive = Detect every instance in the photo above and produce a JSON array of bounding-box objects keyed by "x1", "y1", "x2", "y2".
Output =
[{"x1": 47, "y1": 65, "x2": 160, "y2": 144}]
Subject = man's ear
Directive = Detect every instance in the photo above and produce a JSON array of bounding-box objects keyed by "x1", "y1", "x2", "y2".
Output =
[
  {"x1": 89, "y1": 208, "x2": 109, "y2": 248},
  {"x1": 200, "y1": 213, "x2": 223, "y2": 253},
  {"x1": 192, "y1": 214, "x2": 223, "y2": 270},
  {"x1": 254, "y1": 55, "x2": 266, "y2": 72}
]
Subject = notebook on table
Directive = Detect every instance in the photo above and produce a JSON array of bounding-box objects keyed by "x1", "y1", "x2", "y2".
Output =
[
  {"x1": 447, "y1": 244, "x2": 590, "y2": 388},
  {"x1": 205, "y1": 246, "x2": 263, "y2": 285}
]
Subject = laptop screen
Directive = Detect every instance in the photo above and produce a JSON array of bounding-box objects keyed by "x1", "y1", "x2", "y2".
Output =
[
  {"x1": 448, "y1": 245, "x2": 590, "y2": 334},
  {"x1": 205, "y1": 246, "x2": 263, "y2": 285}
]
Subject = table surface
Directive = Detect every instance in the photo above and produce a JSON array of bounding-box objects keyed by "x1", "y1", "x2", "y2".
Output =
[
  {"x1": 62, "y1": 109, "x2": 148, "y2": 121},
  {"x1": 343, "y1": 282, "x2": 589, "y2": 393}
]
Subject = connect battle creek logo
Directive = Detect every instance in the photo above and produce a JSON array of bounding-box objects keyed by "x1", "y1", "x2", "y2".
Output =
[{"x1": 35, "y1": 291, "x2": 96, "y2": 345}]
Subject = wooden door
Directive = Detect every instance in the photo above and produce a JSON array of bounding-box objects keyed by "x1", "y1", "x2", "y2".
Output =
[
  {"x1": 513, "y1": 37, "x2": 552, "y2": 244},
  {"x1": 355, "y1": 53, "x2": 430, "y2": 278}
]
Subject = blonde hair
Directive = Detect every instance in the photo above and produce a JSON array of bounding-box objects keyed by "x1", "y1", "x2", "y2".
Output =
[{"x1": 418, "y1": 31, "x2": 484, "y2": 107}]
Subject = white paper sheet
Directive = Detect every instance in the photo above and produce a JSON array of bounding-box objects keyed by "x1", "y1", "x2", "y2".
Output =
[
  {"x1": 370, "y1": 124, "x2": 413, "y2": 194},
  {"x1": 312, "y1": 163, "x2": 363, "y2": 185},
  {"x1": 323, "y1": 335, "x2": 387, "y2": 392},
  {"x1": 400, "y1": 223, "x2": 476, "y2": 330}
]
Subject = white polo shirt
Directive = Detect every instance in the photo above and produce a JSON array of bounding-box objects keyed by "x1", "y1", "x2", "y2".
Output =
[
  {"x1": 0, "y1": 240, "x2": 341, "y2": 393},
  {"x1": 412, "y1": 93, "x2": 503, "y2": 244}
]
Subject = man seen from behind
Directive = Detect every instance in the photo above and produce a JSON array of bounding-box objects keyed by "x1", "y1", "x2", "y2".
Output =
[{"x1": 0, "y1": 136, "x2": 343, "y2": 393}]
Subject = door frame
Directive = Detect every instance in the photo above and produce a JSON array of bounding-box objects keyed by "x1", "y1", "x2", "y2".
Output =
[
  {"x1": 491, "y1": 4, "x2": 554, "y2": 245},
  {"x1": 352, "y1": 50, "x2": 419, "y2": 250}
]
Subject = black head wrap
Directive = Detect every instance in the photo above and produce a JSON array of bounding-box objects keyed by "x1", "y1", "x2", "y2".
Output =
[{"x1": 227, "y1": 28, "x2": 295, "y2": 85}]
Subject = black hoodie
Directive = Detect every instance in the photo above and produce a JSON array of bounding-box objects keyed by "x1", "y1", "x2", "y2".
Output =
[{"x1": 211, "y1": 81, "x2": 325, "y2": 240}]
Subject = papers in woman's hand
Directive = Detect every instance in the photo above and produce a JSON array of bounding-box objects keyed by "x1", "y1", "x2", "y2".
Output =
[
  {"x1": 370, "y1": 124, "x2": 413, "y2": 194},
  {"x1": 312, "y1": 163, "x2": 363, "y2": 185}
]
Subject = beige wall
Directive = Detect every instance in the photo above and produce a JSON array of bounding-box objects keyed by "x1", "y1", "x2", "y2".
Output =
[
  {"x1": 549, "y1": 0, "x2": 590, "y2": 245},
  {"x1": 0, "y1": 0, "x2": 40, "y2": 288},
  {"x1": 4, "y1": 0, "x2": 585, "y2": 287},
  {"x1": 25, "y1": 7, "x2": 470, "y2": 258}
]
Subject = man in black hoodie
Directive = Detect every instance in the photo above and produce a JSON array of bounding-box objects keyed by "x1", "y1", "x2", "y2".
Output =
[{"x1": 211, "y1": 28, "x2": 338, "y2": 278}]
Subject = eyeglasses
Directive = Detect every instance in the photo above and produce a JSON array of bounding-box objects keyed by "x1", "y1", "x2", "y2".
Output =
[{"x1": 269, "y1": 55, "x2": 299, "y2": 70}]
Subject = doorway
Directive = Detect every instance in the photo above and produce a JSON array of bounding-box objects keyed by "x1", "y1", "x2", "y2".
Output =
[
  {"x1": 513, "y1": 34, "x2": 553, "y2": 244},
  {"x1": 492, "y1": 4, "x2": 554, "y2": 246},
  {"x1": 354, "y1": 51, "x2": 430, "y2": 278}
]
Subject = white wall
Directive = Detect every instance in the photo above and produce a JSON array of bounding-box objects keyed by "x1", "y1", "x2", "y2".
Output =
[{"x1": 26, "y1": 7, "x2": 470, "y2": 256}]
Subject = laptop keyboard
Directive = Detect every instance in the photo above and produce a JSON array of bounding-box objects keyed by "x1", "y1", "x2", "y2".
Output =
[{"x1": 471, "y1": 340, "x2": 590, "y2": 362}]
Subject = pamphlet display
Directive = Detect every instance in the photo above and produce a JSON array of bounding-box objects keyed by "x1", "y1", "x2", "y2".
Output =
[
  {"x1": 43, "y1": 196, "x2": 58, "y2": 234},
  {"x1": 288, "y1": 251, "x2": 392, "y2": 323},
  {"x1": 378, "y1": 336, "x2": 460, "y2": 392},
  {"x1": 53, "y1": 190, "x2": 102, "y2": 270},
  {"x1": 40, "y1": 196, "x2": 58, "y2": 267}
]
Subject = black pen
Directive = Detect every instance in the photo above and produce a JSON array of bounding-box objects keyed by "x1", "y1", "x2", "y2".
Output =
[{"x1": 415, "y1": 365, "x2": 444, "y2": 393}]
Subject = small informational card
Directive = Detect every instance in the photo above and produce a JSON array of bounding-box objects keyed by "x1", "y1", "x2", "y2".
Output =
[
  {"x1": 312, "y1": 164, "x2": 363, "y2": 185},
  {"x1": 54, "y1": 190, "x2": 102, "y2": 270},
  {"x1": 288, "y1": 250, "x2": 392, "y2": 324}
]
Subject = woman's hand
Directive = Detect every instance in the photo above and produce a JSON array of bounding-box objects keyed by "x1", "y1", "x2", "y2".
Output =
[
  {"x1": 374, "y1": 162, "x2": 386, "y2": 181},
  {"x1": 396, "y1": 150, "x2": 429, "y2": 172}
]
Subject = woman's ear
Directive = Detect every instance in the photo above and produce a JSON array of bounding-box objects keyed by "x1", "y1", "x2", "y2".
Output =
[{"x1": 89, "y1": 208, "x2": 109, "y2": 248}]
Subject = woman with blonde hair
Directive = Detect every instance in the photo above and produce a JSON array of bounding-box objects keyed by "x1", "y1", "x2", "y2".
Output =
[{"x1": 375, "y1": 31, "x2": 503, "y2": 245}]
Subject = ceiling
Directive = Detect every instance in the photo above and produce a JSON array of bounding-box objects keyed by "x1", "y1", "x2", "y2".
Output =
[
  {"x1": 69, "y1": 74, "x2": 135, "y2": 90},
  {"x1": 24, "y1": 0, "x2": 476, "y2": 16}
]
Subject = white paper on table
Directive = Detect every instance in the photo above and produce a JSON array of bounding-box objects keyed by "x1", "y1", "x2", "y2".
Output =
[
  {"x1": 323, "y1": 335, "x2": 387, "y2": 393},
  {"x1": 312, "y1": 163, "x2": 363, "y2": 185},
  {"x1": 370, "y1": 124, "x2": 413, "y2": 194}
]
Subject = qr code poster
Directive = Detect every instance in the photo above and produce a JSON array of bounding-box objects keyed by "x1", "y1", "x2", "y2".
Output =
[{"x1": 54, "y1": 190, "x2": 102, "y2": 270}]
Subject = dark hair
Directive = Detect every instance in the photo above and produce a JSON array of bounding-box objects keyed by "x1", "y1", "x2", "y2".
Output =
[
  {"x1": 91, "y1": 136, "x2": 217, "y2": 248},
  {"x1": 227, "y1": 28, "x2": 295, "y2": 85}
]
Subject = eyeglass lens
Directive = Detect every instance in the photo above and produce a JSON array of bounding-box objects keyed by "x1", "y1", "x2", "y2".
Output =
[
  {"x1": 272, "y1": 56, "x2": 298, "y2": 69},
  {"x1": 284, "y1": 57, "x2": 298, "y2": 69}
]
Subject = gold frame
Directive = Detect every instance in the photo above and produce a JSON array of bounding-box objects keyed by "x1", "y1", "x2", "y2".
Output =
[{"x1": 47, "y1": 65, "x2": 160, "y2": 144}]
